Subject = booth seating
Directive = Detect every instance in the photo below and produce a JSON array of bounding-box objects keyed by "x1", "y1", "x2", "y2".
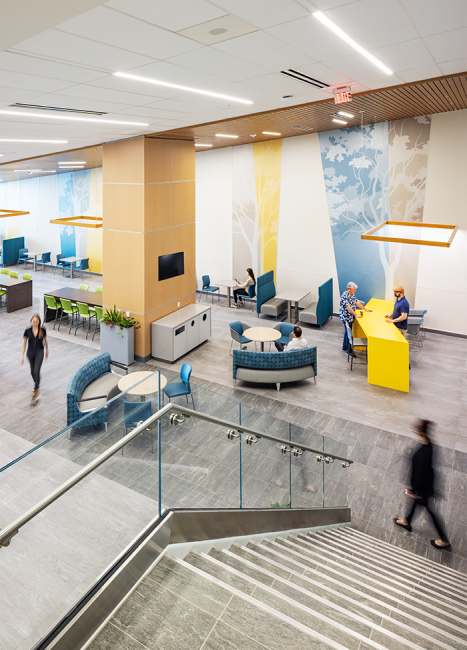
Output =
[
  {"x1": 233, "y1": 347, "x2": 317, "y2": 392},
  {"x1": 300, "y1": 278, "x2": 333, "y2": 328},
  {"x1": 66, "y1": 352, "x2": 126, "y2": 428},
  {"x1": 256, "y1": 270, "x2": 287, "y2": 319}
]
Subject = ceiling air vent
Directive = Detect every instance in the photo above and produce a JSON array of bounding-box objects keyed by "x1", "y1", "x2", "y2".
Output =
[
  {"x1": 10, "y1": 103, "x2": 107, "y2": 116},
  {"x1": 280, "y1": 69, "x2": 330, "y2": 89},
  {"x1": 293, "y1": 126, "x2": 313, "y2": 131}
]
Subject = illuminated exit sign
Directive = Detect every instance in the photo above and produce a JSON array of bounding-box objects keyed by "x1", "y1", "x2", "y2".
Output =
[{"x1": 334, "y1": 90, "x2": 352, "y2": 104}]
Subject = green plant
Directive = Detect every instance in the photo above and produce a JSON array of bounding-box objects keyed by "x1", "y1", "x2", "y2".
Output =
[
  {"x1": 103, "y1": 305, "x2": 140, "y2": 333},
  {"x1": 269, "y1": 502, "x2": 291, "y2": 508}
]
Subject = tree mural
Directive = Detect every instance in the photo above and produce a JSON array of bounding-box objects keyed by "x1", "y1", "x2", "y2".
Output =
[{"x1": 232, "y1": 145, "x2": 260, "y2": 279}]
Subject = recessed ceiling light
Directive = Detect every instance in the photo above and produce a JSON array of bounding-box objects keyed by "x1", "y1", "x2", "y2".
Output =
[
  {"x1": 0, "y1": 138, "x2": 68, "y2": 143},
  {"x1": 313, "y1": 12, "x2": 392, "y2": 75},
  {"x1": 262, "y1": 131, "x2": 281, "y2": 136},
  {"x1": 0, "y1": 110, "x2": 148, "y2": 126},
  {"x1": 337, "y1": 111, "x2": 354, "y2": 118},
  {"x1": 195, "y1": 143, "x2": 213, "y2": 147},
  {"x1": 14, "y1": 169, "x2": 56, "y2": 173},
  {"x1": 215, "y1": 133, "x2": 238, "y2": 138},
  {"x1": 332, "y1": 118, "x2": 347, "y2": 125},
  {"x1": 58, "y1": 161, "x2": 86, "y2": 164},
  {"x1": 59, "y1": 166, "x2": 84, "y2": 169},
  {"x1": 250, "y1": 134, "x2": 256, "y2": 137},
  {"x1": 114, "y1": 72, "x2": 253, "y2": 105}
]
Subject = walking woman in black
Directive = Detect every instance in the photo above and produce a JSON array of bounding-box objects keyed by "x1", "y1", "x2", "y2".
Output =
[
  {"x1": 394, "y1": 419, "x2": 450, "y2": 549},
  {"x1": 21, "y1": 314, "x2": 49, "y2": 404}
]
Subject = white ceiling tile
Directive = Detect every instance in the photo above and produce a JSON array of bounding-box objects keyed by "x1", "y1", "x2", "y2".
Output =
[
  {"x1": 56, "y1": 6, "x2": 201, "y2": 59},
  {"x1": 143, "y1": 98, "x2": 219, "y2": 112},
  {"x1": 290, "y1": 61, "x2": 353, "y2": 86},
  {"x1": 397, "y1": 65, "x2": 442, "y2": 83},
  {"x1": 105, "y1": 0, "x2": 227, "y2": 32},
  {"x1": 166, "y1": 47, "x2": 270, "y2": 82},
  {"x1": 242, "y1": 71, "x2": 321, "y2": 95},
  {"x1": 177, "y1": 15, "x2": 257, "y2": 46},
  {"x1": 266, "y1": 16, "x2": 355, "y2": 60},
  {"x1": 120, "y1": 60, "x2": 227, "y2": 90},
  {"x1": 0, "y1": 52, "x2": 107, "y2": 84},
  {"x1": 311, "y1": 0, "x2": 359, "y2": 8},
  {"x1": 14, "y1": 29, "x2": 155, "y2": 71},
  {"x1": 211, "y1": 81, "x2": 279, "y2": 104},
  {"x1": 49, "y1": 84, "x2": 163, "y2": 106},
  {"x1": 111, "y1": 106, "x2": 190, "y2": 119},
  {"x1": 0, "y1": 87, "x2": 43, "y2": 102},
  {"x1": 26, "y1": 93, "x2": 134, "y2": 113},
  {"x1": 319, "y1": 53, "x2": 380, "y2": 79},
  {"x1": 326, "y1": 0, "x2": 418, "y2": 50},
  {"x1": 439, "y1": 58, "x2": 467, "y2": 75},
  {"x1": 212, "y1": 0, "x2": 310, "y2": 29},
  {"x1": 0, "y1": 70, "x2": 75, "y2": 94},
  {"x1": 371, "y1": 39, "x2": 435, "y2": 73},
  {"x1": 400, "y1": 0, "x2": 467, "y2": 37},
  {"x1": 211, "y1": 31, "x2": 313, "y2": 72},
  {"x1": 356, "y1": 74, "x2": 404, "y2": 90},
  {"x1": 423, "y1": 28, "x2": 467, "y2": 63}
]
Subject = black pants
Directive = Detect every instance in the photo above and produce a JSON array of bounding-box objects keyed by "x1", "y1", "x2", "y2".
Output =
[
  {"x1": 233, "y1": 288, "x2": 248, "y2": 304},
  {"x1": 275, "y1": 342, "x2": 284, "y2": 352},
  {"x1": 406, "y1": 496, "x2": 447, "y2": 540},
  {"x1": 28, "y1": 349, "x2": 44, "y2": 391}
]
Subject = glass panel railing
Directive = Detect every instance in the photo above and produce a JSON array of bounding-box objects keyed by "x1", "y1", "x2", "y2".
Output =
[
  {"x1": 323, "y1": 436, "x2": 349, "y2": 507},
  {"x1": 290, "y1": 423, "x2": 324, "y2": 508}
]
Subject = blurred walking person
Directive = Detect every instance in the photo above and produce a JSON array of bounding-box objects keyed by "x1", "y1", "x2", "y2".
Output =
[
  {"x1": 21, "y1": 314, "x2": 49, "y2": 405},
  {"x1": 394, "y1": 419, "x2": 450, "y2": 549}
]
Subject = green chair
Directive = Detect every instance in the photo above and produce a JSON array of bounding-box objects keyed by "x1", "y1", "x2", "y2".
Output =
[
  {"x1": 44, "y1": 295, "x2": 61, "y2": 329},
  {"x1": 9, "y1": 271, "x2": 18, "y2": 279},
  {"x1": 95, "y1": 286, "x2": 103, "y2": 293},
  {"x1": 58, "y1": 298, "x2": 78, "y2": 333},
  {"x1": 1, "y1": 269, "x2": 9, "y2": 275},
  {"x1": 79, "y1": 284, "x2": 90, "y2": 291},
  {"x1": 92, "y1": 305, "x2": 103, "y2": 341},
  {"x1": 0, "y1": 287, "x2": 6, "y2": 309},
  {"x1": 76, "y1": 301, "x2": 97, "y2": 339},
  {"x1": 22, "y1": 273, "x2": 32, "y2": 280}
]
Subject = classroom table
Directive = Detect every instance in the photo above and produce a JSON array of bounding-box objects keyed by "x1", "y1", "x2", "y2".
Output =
[
  {"x1": 216, "y1": 279, "x2": 238, "y2": 307},
  {"x1": 0, "y1": 275, "x2": 33, "y2": 313},
  {"x1": 353, "y1": 298, "x2": 409, "y2": 392},
  {"x1": 243, "y1": 327, "x2": 281, "y2": 352},
  {"x1": 43, "y1": 287, "x2": 102, "y2": 323},
  {"x1": 27, "y1": 252, "x2": 47, "y2": 272}
]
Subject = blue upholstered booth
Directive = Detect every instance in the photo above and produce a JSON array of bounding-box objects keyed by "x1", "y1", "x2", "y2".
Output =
[
  {"x1": 255, "y1": 270, "x2": 287, "y2": 318},
  {"x1": 1, "y1": 237, "x2": 25, "y2": 266},
  {"x1": 300, "y1": 278, "x2": 333, "y2": 328},
  {"x1": 233, "y1": 347, "x2": 317, "y2": 391}
]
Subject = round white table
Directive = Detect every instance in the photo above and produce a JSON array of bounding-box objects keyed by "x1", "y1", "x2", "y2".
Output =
[
  {"x1": 118, "y1": 371, "x2": 167, "y2": 401},
  {"x1": 243, "y1": 327, "x2": 281, "y2": 352}
]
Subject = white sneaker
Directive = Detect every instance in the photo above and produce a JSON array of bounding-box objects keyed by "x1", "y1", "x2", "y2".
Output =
[{"x1": 231, "y1": 304, "x2": 238, "y2": 309}]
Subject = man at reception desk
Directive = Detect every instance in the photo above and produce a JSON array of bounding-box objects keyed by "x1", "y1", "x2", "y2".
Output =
[
  {"x1": 339, "y1": 282, "x2": 372, "y2": 356},
  {"x1": 385, "y1": 286, "x2": 410, "y2": 333}
]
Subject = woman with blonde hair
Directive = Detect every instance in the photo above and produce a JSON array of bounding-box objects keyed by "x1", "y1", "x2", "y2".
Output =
[{"x1": 21, "y1": 313, "x2": 49, "y2": 404}]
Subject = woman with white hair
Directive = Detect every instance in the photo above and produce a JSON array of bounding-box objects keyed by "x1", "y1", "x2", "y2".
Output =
[{"x1": 339, "y1": 282, "x2": 371, "y2": 355}]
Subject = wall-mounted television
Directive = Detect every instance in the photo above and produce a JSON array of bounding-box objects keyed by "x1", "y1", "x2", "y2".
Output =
[{"x1": 158, "y1": 252, "x2": 184, "y2": 281}]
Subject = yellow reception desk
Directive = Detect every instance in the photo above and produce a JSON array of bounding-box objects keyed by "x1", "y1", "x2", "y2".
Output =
[{"x1": 353, "y1": 298, "x2": 409, "y2": 393}]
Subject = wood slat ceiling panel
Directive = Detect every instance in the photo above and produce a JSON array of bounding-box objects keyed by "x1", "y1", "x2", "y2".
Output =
[{"x1": 146, "y1": 73, "x2": 467, "y2": 149}]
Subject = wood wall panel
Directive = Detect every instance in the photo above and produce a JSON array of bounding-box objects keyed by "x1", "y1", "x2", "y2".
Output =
[
  {"x1": 138, "y1": 304, "x2": 173, "y2": 358},
  {"x1": 144, "y1": 229, "x2": 172, "y2": 313},
  {"x1": 103, "y1": 230, "x2": 144, "y2": 314},
  {"x1": 103, "y1": 183, "x2": 144, "y2": 232},
  {"x1": 173, "y1": 181, "x2": 195, "y2": 227},
  {"x1": 103, "y1": 137, "x2": 144, "y2": 183},
  {"x1": 172, "y1": 223, "x2": 196, "y2": 301},
  {"x1": 172, "y1": 140, "x2": 195, "y2": 181},
  {"x1": 144, "y1": 138, "x2": 171, "y2": 183},
  {"x1": 144, "y1": 182, "x2": 171, "y2": 232}
]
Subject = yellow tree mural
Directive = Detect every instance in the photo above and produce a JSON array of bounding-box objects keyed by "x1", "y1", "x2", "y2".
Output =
[{"x1": 253, "y1": 140, "x2": 282, "y2": 277}]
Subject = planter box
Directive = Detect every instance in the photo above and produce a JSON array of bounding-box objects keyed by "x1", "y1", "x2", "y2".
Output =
[{"x1": 100, "y1": 323, "x2": 134, "y2": 366}]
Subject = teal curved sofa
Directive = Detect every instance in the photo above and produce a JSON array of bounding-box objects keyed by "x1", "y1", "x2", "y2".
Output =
[{"x1": 233, "y1": 347, "x2": 317, "y2": 391}]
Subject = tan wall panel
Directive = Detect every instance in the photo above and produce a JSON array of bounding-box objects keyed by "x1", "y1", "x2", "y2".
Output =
[
  {"x1": 103, "y1": 137, "x2": 144, "y2": 184},
  {"x1": 172, "y1": 181, "x2": 195, "y2": 227},
  {"x1": 144, "y1": 229, "x2": 173, "y2": 313},
  {"x1": 103, "y1": 183, "x2": 144, "y2": 232},
  {"x1": 172, "y1": 140, "x2": 195, "y2": 181},
  {"x1": 144, "y1": 183, "x2": 172, "y2": 232},
  {"x1": 172, "y1": 223, "x2": 196, "y2": 301},
  {"x1": 144, "y1": 138, "x2": 172, "y2": 183},
  {"x1": 103, "y1": 230, "x2": 144, "y2": 314},
  {"x1": 173, "y1": 293, "x2": 195, "y2": 312}
]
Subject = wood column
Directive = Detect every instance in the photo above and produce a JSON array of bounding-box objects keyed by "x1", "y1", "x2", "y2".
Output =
[{"x1": 103, "y1": 136, "x2": 195, "y2": 361}]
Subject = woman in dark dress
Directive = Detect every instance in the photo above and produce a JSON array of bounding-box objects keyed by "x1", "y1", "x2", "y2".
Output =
[
  {"x1": 394, "y1": 419, "x2": 450, "y2": 549},
  {"x1": 21, "y1": 314, "x2": 49, "y2": 404}
]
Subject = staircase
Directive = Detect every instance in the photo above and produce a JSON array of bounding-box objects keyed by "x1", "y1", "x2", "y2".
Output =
[{"x1": 90, "y1": 526, "x2": 467, "y2": 650}]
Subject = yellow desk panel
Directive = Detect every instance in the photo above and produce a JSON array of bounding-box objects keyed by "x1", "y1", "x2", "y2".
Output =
[{"x1": 353, "y1": 298, "x2": 409, "y2": 392}]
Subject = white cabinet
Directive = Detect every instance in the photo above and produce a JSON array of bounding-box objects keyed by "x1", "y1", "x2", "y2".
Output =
[{"x1": 151, "y1": 304, "x2": 211, "y2": 362}]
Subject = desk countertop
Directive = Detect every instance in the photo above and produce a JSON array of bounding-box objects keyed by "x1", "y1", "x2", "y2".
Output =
[{"x1": 358, "y1": 298, "x2": 407, "y2": 343}]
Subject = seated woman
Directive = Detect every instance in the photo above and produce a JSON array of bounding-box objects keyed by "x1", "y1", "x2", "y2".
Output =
[{"x1": 232, "y1": 268, "x2": 255, "y2": 308}]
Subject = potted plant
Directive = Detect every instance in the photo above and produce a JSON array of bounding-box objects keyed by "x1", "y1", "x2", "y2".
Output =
[{"x1": 100, "y1": 305, "x2": 140, "y2": 366}]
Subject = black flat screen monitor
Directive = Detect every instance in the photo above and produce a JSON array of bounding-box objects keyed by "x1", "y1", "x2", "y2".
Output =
[{"x1": 158, "y1": 252, "x2": 184, "y2": 281}]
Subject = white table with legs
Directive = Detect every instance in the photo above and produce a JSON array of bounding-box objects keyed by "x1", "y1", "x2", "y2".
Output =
[
  {"x1": 118, "y1": 371, "x2": 167, "y2": 402},
  {"x1": 61, "y1": 256, "x2": 85, "y2": 279},
  {"x1": 243, "y1": 327, "x2": 281, "y2": 352},
  {"x1": 26, "y1": 252, "x2": 47, "y2": 272},
  {"x1": 275, "y1": 288, "x2": 311, "y2": 323},
  {"x1": 216, "y1": 279, "x2": 238, "y2": 308}
]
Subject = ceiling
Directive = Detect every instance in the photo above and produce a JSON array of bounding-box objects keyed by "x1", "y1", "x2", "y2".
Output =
[
  {"x1": 0, "y1": 146, "x2": 102, "y2": 182},
  {"x1": 0, "y1": 0, "x2": 465, "y2": 167}
]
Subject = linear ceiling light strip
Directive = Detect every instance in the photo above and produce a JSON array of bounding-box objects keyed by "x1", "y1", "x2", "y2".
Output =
[{"x1": 0, "y1": 110, "x2": 148, "y2": 126}]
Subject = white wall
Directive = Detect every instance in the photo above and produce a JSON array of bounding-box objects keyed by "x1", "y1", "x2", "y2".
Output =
[
  {"x1": 276, "y1": 133, "x2": 339, "y2": 309},
  {"x1": 195, "y1": 147, "x2": 233, "y2": 290},
  {"x1": 415, "y1": 109, "x2": 467, "y2": 334}
]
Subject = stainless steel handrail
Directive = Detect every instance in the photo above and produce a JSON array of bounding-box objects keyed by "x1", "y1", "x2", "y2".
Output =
[{"x1": 0, "y1": 403, "x2": 352, "y2": 548}]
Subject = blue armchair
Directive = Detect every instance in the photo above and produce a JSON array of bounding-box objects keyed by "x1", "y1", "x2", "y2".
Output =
[
  {"x1": 163, "y1": 363, "x2": 195, "y2": 409},
  {"x1": 123, "y1": 401, "x2": 153, "y2": 454},
  {"x1": 199, "y1": 275, "x2": 219, "y2": 303},
  {"x1": 229, "y1": 321, "x2": 252, "y2": 355},
  {"x1": 242, "y1": 283, "x2": 256, "y2": 311},
  {"x1": 37, "y1": 252, "x2": 52, "y2": 272},
  {"x1": 17, "y1": 248, "x2": 33, "y2": 268},
  {"x1": 273, "y1": 322, "x2": 294, "y2": 346},
  {"x1": 55, "y1": 253, "x2": 71, "y2": 275},
  {"x1": 76, "y1": 257, "x2": 90, "y2": 279}
]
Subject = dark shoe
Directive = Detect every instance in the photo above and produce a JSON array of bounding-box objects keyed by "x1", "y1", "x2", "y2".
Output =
[
  {"x1": 393, "y1": 517, "x2": 412, "y2": 532},
  {"x1": 349, "y1": 351, "x2": 357, "y2": 358},
  {"x1": 430, "y1": 539, "x2": 451, "y2": 550}
]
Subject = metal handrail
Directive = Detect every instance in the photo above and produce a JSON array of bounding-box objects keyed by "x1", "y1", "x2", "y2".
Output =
[{"x1": 0, "y1": 403, "x2": 352, "y2": 548}]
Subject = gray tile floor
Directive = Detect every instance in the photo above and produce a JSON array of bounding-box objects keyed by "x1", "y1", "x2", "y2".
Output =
[{"x1": 0, "y1": 270, "x2": 466, "y2": 648}]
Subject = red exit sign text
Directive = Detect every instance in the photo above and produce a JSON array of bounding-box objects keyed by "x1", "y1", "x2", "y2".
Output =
[{"x1": 334, "y1": 91, "x2": 352, "y2": 104}]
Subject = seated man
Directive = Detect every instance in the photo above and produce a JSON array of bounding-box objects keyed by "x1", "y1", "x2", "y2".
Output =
[{"x1": 275, "y1": 325, "x2": 308, "y2": 352}]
